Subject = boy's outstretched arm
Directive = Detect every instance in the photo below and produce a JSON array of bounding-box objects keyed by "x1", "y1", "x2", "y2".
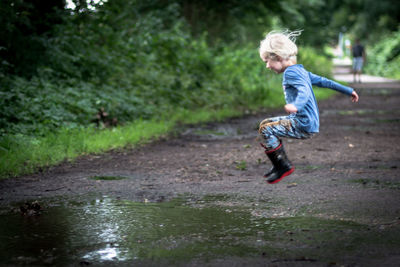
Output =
[
  {"x1": 309, "y1": 72, "x2": 353, "y2": 93},
  {"x1": 309, "y1": 72, "x2": 359, "y2": 103}
]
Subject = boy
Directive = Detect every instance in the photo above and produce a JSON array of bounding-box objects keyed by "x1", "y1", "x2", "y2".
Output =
[{"x1": 258, "y1": 30, "x2": 359, "y2": 184}]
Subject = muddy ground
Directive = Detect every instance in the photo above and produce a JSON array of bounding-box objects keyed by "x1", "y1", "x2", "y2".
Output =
[{"x1": 1, "y1": 67, "x2": 400, "y2": 266}]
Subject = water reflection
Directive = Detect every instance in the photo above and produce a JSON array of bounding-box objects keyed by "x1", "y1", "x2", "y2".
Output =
[
  {"x1": 0, "y1": 195, "x2": 387, "y2": 266},
  {"x1": 83, "y1": 245, "x2": 128, "y2": 261},
  {"x1": 0, "y1": 196, "x2": 262, "y2": 265}
]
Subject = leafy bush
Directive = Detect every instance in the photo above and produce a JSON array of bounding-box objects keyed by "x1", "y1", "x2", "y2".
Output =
[
  {"x1": 364, "y1": 30, "x2": 400, "y2": 79},
  {"x1": 298, "y1": 47, "x2": 333, "y2": 79},
  {"x1": 0, "y1": 4, "x2": 209, "y2": 136}
]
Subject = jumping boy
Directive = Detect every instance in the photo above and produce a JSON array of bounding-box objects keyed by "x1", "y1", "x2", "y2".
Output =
[{"x1": 258, "y1": 30, "x2": 359, "y2": 184}]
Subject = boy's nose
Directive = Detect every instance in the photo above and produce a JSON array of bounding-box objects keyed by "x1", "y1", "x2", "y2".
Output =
[{"x1": 266, "y1": 62, "x2": 270, "y2": 69}]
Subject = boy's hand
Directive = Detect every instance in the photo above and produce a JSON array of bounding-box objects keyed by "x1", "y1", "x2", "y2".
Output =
[
  {"x1": 351, "y1": 91, "x2": 359, "y2": 102},
  {"x1": 284, "y1": 104, "x2": 298, "y2": 114}
]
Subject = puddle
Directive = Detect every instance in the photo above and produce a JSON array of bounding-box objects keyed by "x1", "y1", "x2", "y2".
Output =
[
  {"x1": 1, "y1": 195, "x2": 399, "y2": 265},
  {"x1": 89, "y1": 175, "x2": 129, "y2": 181}
]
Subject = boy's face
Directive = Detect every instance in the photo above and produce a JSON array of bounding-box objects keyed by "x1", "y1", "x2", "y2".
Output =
[{"x1": 261, "y1": 55, "x2": 284, "y2": 74}]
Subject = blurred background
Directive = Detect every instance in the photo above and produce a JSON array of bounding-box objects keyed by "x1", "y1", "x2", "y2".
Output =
[{"x1": 1, "y1": 0, "x2": 399, "y2": 176}]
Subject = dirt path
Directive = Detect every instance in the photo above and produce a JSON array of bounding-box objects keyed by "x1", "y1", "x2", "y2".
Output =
[{"x1": 1, "y1": 65, "x2": 400, "y2": 266}]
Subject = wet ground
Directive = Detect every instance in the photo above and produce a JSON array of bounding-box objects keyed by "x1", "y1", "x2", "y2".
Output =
[{"x1": 0, "y1": 66, "x2": 400, "y2": 266}]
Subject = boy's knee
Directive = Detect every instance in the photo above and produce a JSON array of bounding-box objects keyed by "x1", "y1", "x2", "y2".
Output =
[
  {"x1": 259, "y1": 120, "x2": 280, "y2": 134},
  {"x1": 260, "y1": 128, "x2": 271, "y2": 139}
]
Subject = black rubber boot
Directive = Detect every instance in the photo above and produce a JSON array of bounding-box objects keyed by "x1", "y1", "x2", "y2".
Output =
[
  {"x1": 263, "y1": 166, "x2": 275, "y2": 178},
  {"x1": 260, "y1": 143, "x2": 275, "y2": 178},
  {"x1": 264, "y1": 142, "x2": 294, "y2": 184}
]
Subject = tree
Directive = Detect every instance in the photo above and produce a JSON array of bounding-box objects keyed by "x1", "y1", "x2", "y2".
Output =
[{"x1": 0, "y1": 0, "x2": 66, "y2": 77}]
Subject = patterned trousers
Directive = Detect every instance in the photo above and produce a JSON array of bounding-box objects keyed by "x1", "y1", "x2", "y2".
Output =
[{"x1": 259, "y1": 115, "x2": 313, "y2": 150}]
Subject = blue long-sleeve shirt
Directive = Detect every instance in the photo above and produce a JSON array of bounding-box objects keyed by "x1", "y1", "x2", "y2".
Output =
[{"x1": 283, "y1": 64, "x2": 354, "y2": 133}]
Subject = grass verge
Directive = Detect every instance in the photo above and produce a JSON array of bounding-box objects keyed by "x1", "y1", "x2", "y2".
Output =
[{"x1": 0, "y1": 107, "x2": 242, "y2": 178}]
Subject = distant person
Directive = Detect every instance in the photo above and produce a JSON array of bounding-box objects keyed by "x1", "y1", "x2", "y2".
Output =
[
  {"x1": 257, "y1": 30, "x2": 359, "y2": 184},
  {"x1": 352, "y1": 39, "x2": 366, "y2": 83}
]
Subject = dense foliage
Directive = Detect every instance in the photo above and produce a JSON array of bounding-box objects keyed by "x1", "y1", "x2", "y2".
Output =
[
  {"x1": 1, "y1": 4, "x2": 255, "y2": 137},
  {"x1": 365, "y1": 30, "x2": 400, "y2": 79}
]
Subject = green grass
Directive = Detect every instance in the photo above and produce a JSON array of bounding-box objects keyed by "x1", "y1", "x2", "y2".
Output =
[
  {"x1": 0, "y1": 107, "x2": 242, "y2": 178},
  {"x1": 0, "y1": 120, "x2": 170, "y2": 178},
  {"x1": 235, "y1": 160, "x2": 247, "y2": 171},
  {"x1": 313, "y1": 87, "x2": 336, "y2": 99}
]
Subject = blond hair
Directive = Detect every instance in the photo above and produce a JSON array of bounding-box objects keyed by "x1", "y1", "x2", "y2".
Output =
[{"x1": 259, "y1": 30, "x2": 302, "y2": 61}]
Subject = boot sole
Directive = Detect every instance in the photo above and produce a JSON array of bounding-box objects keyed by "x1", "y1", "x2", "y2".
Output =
[{"x1": 267, "y1": 167, "x2": 295, "y2": 184}]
